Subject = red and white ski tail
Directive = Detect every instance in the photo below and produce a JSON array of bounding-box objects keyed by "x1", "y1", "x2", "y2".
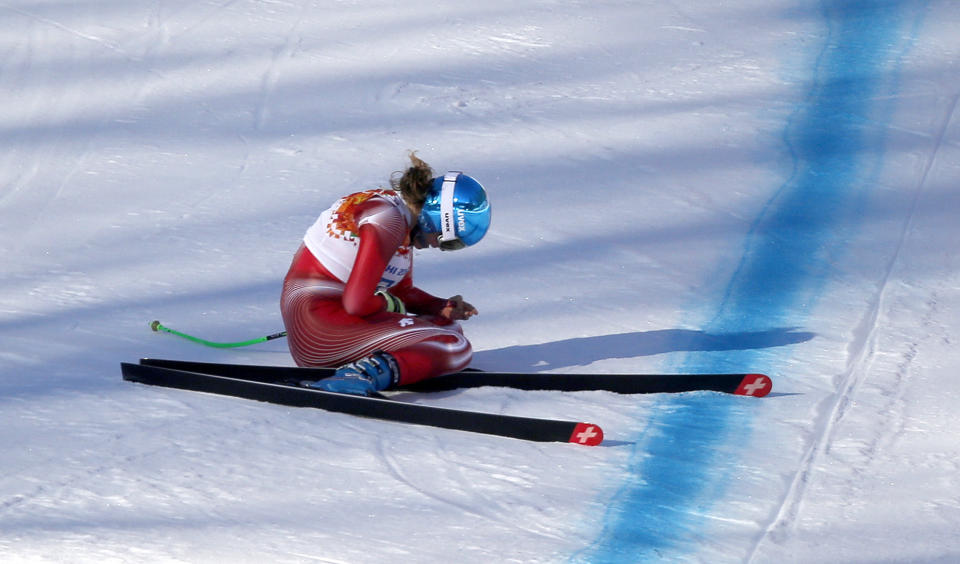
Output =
[
  {"x1": 734, "y1": 374, "x2": 772, "y2": 397},
  {"x1": 569, "y1": 423, "x2": 604, "y2": 446}
]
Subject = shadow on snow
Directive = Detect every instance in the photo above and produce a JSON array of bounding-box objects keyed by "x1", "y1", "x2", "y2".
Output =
[{"x1": 473, "y1": 327, "x2": 814, "y2": 372}]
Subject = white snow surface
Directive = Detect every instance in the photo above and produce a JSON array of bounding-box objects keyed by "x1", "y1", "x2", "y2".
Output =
[{"x1": 2, "y1": 1, "x2": 959, "y2": 562}]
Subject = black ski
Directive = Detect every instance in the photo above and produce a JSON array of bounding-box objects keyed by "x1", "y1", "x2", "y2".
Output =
[
  {"x1": 121, "y1": 363, "x2": 604, "y2": 446},
  {"x1": 138, "y1": 358, "x2": 772, "y2": 397}
]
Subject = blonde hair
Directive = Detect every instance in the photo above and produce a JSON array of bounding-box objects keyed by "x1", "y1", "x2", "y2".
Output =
[{"x1": 391, "y1": 152, "x2": 434, "y2": 209}]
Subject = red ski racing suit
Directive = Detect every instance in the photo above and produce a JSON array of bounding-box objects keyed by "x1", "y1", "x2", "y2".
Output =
[{"x1": 280, "y1": 189, "x2": 472, "y2": 385}]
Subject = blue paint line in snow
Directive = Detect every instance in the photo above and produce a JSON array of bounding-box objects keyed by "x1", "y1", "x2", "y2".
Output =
[{"x1": 575, "y1": 1, "x2": 918, "y2": 561}]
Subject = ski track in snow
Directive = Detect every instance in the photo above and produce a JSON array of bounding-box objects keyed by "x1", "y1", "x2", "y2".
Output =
[
  {"x1": 375, "y1": 435, "x2": 568, "y2": 543},
  {"x1": 752, "y1": 84, "x2": 959, "y2": 557},
  {"x1": 253, "y1": 2, "x2": 306, "y2": 132}
]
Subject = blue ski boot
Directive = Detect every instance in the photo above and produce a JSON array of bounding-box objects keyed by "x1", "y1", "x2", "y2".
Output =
[{"x1": 308, "y1": 352, "x2": 399, "y2": 396}]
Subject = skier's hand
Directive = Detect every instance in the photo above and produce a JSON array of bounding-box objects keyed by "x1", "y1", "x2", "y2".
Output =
[{"x1": 441, "y1": 295, "x2": 477, "y2": 320}]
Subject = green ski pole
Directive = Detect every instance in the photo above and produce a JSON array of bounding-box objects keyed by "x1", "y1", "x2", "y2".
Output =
[{"x1": 150, "y1": 320, "x2": 287, "y2": 348}]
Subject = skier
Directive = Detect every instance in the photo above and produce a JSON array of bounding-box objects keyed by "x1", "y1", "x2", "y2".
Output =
[{"x1": 280, "y1": 153, "x2": 491, "y2": 395}]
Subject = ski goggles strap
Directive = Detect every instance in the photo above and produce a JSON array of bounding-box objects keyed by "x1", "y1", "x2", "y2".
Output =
[{"x1": 439, "y1": 171, "x2": 460, "y2": 244}]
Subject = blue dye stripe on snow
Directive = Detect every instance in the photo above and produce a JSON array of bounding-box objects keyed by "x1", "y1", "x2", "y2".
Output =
[{"x1": 575, "y1": 2, "x2": 920, "y2": 561}]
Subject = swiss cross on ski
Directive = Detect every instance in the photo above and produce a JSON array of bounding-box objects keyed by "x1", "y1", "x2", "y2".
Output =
[
  {"x1": 569, "y1": 423, "x2": 604, "y2": 446},
  {"x1": 734, "y1": 374, "x2": 772, "y2": 397}
]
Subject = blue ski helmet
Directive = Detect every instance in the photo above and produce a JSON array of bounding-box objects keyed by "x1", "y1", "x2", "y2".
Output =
[{"x1": 417, "y1": 171, "x2": 491, "y2": 250}]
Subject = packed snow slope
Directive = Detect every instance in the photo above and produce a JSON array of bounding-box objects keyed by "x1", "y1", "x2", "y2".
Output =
[{"x1": 2, "y1": 1, "x2": 959, "y2": 562}]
